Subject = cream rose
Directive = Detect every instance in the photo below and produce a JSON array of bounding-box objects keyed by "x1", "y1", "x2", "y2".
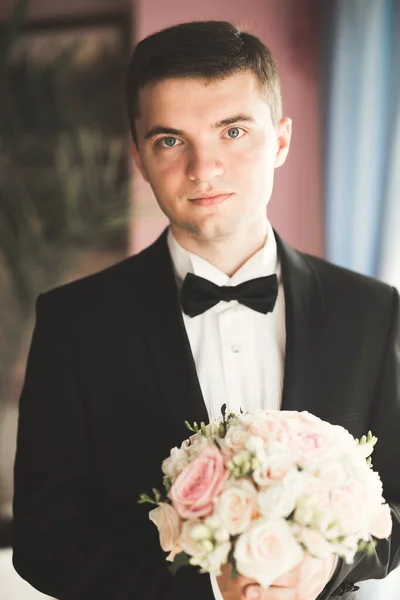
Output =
[
  {"x1": 215, "y1": 479, "x2": 258, "y2": 535},
  {"x1": 149, "y1": 503, "x2": 182, "y2": 561},
  {"x1": 234, "y1": 518, "x2": 304, "y2": 588},
  {"x1": 248, "y1": 414, "x2": 287, "y2": 442}
]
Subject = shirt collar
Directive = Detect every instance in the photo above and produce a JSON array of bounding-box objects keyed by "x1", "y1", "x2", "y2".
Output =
[{"x1": 167, "y1": 221, "x2": 279, "y2": 288}]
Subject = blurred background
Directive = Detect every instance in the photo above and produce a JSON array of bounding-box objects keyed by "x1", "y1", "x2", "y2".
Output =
[{"x1": 0, "y1": 0, "x2": 399, "y2": 598}]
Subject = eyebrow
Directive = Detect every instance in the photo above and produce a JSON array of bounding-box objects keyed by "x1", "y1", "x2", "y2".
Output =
[{"x1": 143, "y1": 113, "x2": 256, "y2": 140}]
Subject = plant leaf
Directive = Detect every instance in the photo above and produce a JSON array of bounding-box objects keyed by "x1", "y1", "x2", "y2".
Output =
[{"x1": 168, "y1": 552, "x2": 190, "y2": 576}]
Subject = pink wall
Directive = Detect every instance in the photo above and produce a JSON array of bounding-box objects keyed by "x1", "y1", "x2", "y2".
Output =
[{"x1": 130, "y1": 0, "x2": 323, "y2": 257}]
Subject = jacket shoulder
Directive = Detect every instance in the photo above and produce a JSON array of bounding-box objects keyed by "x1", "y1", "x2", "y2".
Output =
[
  {"x1": 37, "y1": 240, "x2": 157, "y2": 310},
  {"x1": 301, "y1": 250, "x2": 395, "y2": 295},
  {"x1": 297, "y1": 250, "x2": 398, "y2": 317}
]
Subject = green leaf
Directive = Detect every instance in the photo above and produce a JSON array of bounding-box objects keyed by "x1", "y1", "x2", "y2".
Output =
[
  {"x1": 184, "y1": 420, "x2": 196, "y2": 433},
  {"x1": 227, "y1": 548, "x2": 240, "y2": 579},
  {"x1": 152, "y1": 488, "x2": 161, "y2": 503},
  {"x1": 163, "y1": 476, "x2": 172, "y2": 493},
  {"x1": 168, "y1": 552, "x2": 190, "y2": 576},
  {"x1": 137, "y1": 493, "x2": 157, "y2": 505}
]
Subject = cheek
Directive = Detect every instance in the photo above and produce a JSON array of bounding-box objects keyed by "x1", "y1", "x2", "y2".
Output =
[
  {"x1": 146, "y1": 156, "x2": 185, "y2": 200},
  {"x1": 228, "y1": 142, "x2": 275, "y2": 186}
]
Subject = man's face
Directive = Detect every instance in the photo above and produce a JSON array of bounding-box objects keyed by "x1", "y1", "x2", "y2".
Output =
[{"x1": 131, "y1": 70, "x2": 291, "y2": 243}]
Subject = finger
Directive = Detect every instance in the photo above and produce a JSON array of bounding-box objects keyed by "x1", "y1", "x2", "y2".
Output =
[
  {"x1": 217, "y1": 562, "x2": 260, "y2": 594},
  {"x1": 243, "y1": 584, "x2": 262, "y2": 599},
  {"x1": 242, "y1": 584, "x2": 297, "y2": 600},
  {"x1": 260, "y1": 586, "x2": 296, "y2": 600}
]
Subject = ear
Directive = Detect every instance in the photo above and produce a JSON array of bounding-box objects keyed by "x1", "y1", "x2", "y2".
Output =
[
  {"x1": 275, "y1": 117, "x2": 292, "y2": 168},
  {"x1": 130, "y1": 141, "x2": 150, "y2": 183}
]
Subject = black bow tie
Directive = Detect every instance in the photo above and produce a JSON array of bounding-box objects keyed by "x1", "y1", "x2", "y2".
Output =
[{"x1": 180, "y1": 272, "x2": 278, "y2": 317}]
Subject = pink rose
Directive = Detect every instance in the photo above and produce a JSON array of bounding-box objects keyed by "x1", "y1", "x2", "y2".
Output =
[
  {"x1": 169, "y1": 445, "x2": 228, "y2": 519},
  {"x1": 286, "y1": 420, "x2": 333, "y2": 467},
  {"x1": 369, "y1": 503, "x2": 392, "y2": 539},
  {"x1": 149, "y1": 503, "x2": 182, "y2": 561}
]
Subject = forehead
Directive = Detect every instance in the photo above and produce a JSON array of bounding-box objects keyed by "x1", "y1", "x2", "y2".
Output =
[{"x1": 135, "y1": 71, "x2": 269, "y2": 132}]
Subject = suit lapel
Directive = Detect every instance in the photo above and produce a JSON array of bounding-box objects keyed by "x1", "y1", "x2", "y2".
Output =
[
  {"x1": 134, "y1": 229, "x2": 208, "y2": 440},
  {"x1": 276, "y1": 232, "x2": 325, "y2": 416}
]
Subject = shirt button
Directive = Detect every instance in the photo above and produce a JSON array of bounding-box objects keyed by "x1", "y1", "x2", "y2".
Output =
[{"x1": 231, "y1": 344, "x2": 241, "y2": 353}]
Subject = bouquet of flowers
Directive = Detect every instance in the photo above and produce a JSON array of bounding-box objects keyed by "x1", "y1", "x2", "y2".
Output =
[{"x1": 139, "y1": 407, "x2": 392, "y2": 589}]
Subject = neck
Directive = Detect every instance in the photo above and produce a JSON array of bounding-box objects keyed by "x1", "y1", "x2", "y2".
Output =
[{"x1": 171, "y1": 221, "x2": 269, "y2": 277}]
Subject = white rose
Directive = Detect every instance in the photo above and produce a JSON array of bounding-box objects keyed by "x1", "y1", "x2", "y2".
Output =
[
  {"x1": 312, "y1": 507, "x2": 337, "y2": 537},
  {"x1": 258, "y1": 484, "x2": 297, "y2": 519},
  {"x1": 234, "y1": 518, "x2": 304, "y2": 588},
  {"x1": 245, "y1": 435, "x2": 267, "y2": 462},
  {"x1": 308, "y1": 460, "x2": 347, "y2": 489},
  {"x1": 215, "y1": 479, "x2": 258, "y2": 535},
  {"x1": 333, "y1": 534, "x2": 359, "y2": 564},
  {"x1": 253, "y1": 453, "x2": 295, "y2": 487},
  {"x1": 221, "y1": 425, "x2": 249, "y2": 458},
  {"x1": 162, "y1": 446, "x2": 189, "y2": 480},
  {"x1": 149, "y1": 503, "x2": 182, "y2": 561},
  {"x1": 296, "y1": 475, "x2": 331, "y2": 508},
  {"x1": 301, "y1": 527, "x2": 333, "y2": 559},
  {"x1": 369, "y1": 503, "x2": 392, "y2": 539},
  {"x1": 332, "y1": 424, "x2": 357, "y2": 448},
  {"x1": 294, "y1": 506, "x2": 315, "y2": 526},
  {"x1": 186, "y1": 434, "x2": 210, "y2": 460},
  {"x1": 201, "y1": 541, "x2": 231, "y2": 575},
  {"x1": 331, "y1": 482, "x2": 366, "y2": 535}
]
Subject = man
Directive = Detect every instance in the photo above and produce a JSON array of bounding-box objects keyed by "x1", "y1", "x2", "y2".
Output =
[{"x1": 12, "y1": 21, "x2": 400, "y2": 600}]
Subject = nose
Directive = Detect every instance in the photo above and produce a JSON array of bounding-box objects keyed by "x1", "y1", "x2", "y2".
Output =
[{"x1": 186, "y1": 146, "x2": 224, "y2": 182}]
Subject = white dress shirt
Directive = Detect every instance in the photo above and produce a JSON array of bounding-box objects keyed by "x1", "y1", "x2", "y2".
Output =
[{"x1": 167, "y1": 222, "x2": 286, "y2": 599}]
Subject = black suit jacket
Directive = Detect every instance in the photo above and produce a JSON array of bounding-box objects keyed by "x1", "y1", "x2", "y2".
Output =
[{"x1": 12, "y1": 229, "x2": 400, "y2": 600}]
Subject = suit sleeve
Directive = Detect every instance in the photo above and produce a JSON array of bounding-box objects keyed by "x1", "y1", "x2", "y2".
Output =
[
  {"x1": 322, "y1": 286, "x2": 400, "y2": 598},
  {"x1": 12, "y1": 293, "x2": 207, "y2": 600}
]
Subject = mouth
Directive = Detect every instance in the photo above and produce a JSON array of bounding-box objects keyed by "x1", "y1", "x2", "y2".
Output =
[{"x1": 188, "y1": 192, "x2": 233, "y2": 207}]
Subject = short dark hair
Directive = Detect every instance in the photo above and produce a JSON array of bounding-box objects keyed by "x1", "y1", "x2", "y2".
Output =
[{"x1": 126, "y1": 21, "x2": 282, "y2": 145}]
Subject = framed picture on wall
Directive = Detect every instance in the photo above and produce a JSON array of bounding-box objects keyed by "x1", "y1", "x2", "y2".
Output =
[{"x1": 0, "y1": 8, "x2": 132, "y2": 543}]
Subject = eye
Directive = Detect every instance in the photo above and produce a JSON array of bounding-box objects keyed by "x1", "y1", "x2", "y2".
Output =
[
  {"x1": 158, "y1": 136, "x2": 182, "y2": 148},
  {"x1": 225, "y1": 127, "x2": 245, "y2": 139}
]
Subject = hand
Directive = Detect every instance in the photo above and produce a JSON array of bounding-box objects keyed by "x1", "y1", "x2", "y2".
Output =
[
  {"x1": 217, "y1": 563, "x2": 261, "y2": 600},
  {"x1": 217, "y1": 555, "x2": 337, "y2": 600}
]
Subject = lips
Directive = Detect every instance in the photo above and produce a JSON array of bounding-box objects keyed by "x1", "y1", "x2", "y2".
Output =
[{"x1": 189, "y1": 193, "x2": 233, "y2": 207}]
